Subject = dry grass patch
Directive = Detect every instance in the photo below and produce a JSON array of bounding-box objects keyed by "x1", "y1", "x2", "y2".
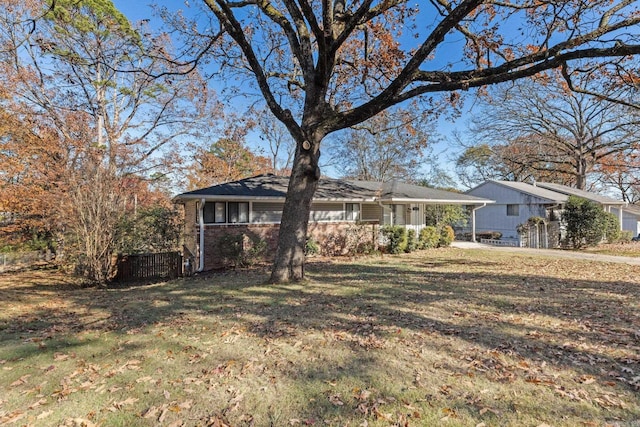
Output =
[
  {"x1": 583, "y1": 241, "x2": 640, "y2": 258},
  {"x1": 0, "y1": 249, "x2": 639, "y2": 426}
]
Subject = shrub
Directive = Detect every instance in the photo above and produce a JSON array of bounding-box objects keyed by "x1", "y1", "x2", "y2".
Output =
[
  {"x1": 344, "y1": 223, "x2": 373, "y2": 256},
  {"x1": 214, "y1": 233, "x2": 268, "y2": 267},
  {"x1": 603, "y1": 212, "x2": 621, "y2": 243},
  {"x1": 381, "y1": 225, "x2": 407, "y2": 254},
  {"x1": 241, "y1": 237, "x2": 267, "y2": 266},
  {"x1": 562, "y1": 196, "x2": 608, "y2": 249},
  {"x1": 476, "y1": 231, "x2": 502, "y2": 240},
  {"x1": 419, "y1": 226, "x2": 439, "y2": 249},
  {"x1": 305, "y1": 236, "x2": 320, "y2": 256},
  {"x1": 438, "y1": 225, "x2": 455, "y2": 247},
  {"x1": 405, "y1": 229, "x2": 417, "y2": 253},
  {"x1": 215, "y1": 233, "x2": 244, "y2": 267},
  {"x1": 619, "y1": 230, "x2": 633, "y2": 243}
]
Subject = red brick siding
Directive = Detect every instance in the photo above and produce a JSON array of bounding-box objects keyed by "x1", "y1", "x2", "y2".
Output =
[{"x1": 197, "y1": 221, "x2": 379, "y2": 270}]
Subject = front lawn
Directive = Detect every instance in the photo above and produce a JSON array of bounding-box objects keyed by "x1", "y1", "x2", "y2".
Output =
[
  {"x1": 584, "y1": 241, "x2": 640, "y2": 258},
  {"x1": 1, "y1": 248, "x2": 639, "y2": 426}
]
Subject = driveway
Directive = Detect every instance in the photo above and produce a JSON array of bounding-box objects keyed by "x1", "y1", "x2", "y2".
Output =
[{"x1": 451, "y1": 241, "x2": 640, "y2": 266}]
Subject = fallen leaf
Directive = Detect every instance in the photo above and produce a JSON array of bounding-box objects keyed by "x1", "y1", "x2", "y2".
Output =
[
  {"x1": 112, "y1": 397, "x2": 139, "y2": 410},
  {"x1": 28, "y1": 398, "x2": 48, "y2": 409},
  {"x1": 141, "y1": 406, "x2": 161, "y2": 419},
  {"x1": 37, "y1": 410, "x2": 54, "y2": 420},
  {"x1": 328, "y1": 394, "x2": 344, "y2": 406},
  {"x1": 10, "y1": 374, "x2": 30, "y2": 387}
]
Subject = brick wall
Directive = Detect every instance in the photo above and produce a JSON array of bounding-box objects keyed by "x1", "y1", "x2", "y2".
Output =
[{"x1": 197, "y1": 221, "x2": 379, "y2": 270}]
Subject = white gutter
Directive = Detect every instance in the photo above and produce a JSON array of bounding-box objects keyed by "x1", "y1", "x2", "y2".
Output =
[
  {"x1": 470, "y1": 203, "x2": 487, "y2": 242},
  {"x1": 197, "y1": 198, "x2": 205, "y2": 272},
  {"x1": 379, "y1": 198, "x2": 495, "y2": 204}
]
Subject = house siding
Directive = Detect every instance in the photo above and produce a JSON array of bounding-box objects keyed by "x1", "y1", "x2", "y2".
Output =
[
  {"x1": 468, "y1": 182, "x2": 555, "y2": 240},
  {"x1": 310, "y1": 202, "x2": 344, "y2": 222},
  {"x1": 610, "y1": 207, "x2": 640, "y2": 235},
  {"x1": 361, "y1": 203, "x2": 381, "y2": 222},
  {"x1": 252, "y1": 202, "x2": 284, "y2": 223}
]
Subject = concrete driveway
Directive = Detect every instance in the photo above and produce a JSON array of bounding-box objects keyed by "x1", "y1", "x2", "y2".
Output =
[{"x1": 450, "y1": 241, "x2": 640, "y2": 266}]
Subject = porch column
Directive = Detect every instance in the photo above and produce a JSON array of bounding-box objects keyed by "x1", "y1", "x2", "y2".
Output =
[
  {"x1": 471, "y1": 207, "x2": 476, "y2": 242},
  {"x1": 471, "y1": 203, "x2": 486, "y2": 242},
  {"x1": 619, "y1": 206, "x2": 624, "y2": 231}
]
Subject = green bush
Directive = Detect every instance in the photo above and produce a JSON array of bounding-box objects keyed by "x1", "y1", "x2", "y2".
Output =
[
  {"x1": 418, "y1": 226, "x2": 439, "y2": 249},
  {"x1": 381, "y1": 225, "x2": 407, "y2": 254},
  {"x1": 305, "y1": 236, "x2": 320, "y2": 256},
  {"x1": 562, "y1": 196, "x2": 607, "y2": 249},
  {"x1": 424, "y1": 205, "x2": 467, "y2": 228},
  {"x1": 619, "y1": 230, "x2": 633, "y2": 243},
  {"x1": 242, "y1": 237, "x2": 267, "y2": 266},
  {"x1": 438, "y1": 225, "x2": 455, "y2": 247},
  {"x1": 215, "y1": 233, "x2": 244, "y2": 267},
  {"x1": 603, "y1": 212, "x2": 621, "y2": 243},
  {"x1": 405, "y1": 229, "x2": 417, "y2": 253},
  {"x1": 214, "y1": 233, "x2": 267, "y2": 267}
]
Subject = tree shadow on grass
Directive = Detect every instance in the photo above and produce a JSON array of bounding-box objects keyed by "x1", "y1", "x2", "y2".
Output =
[{"x1": 1, "y1": 256, "x2": 639, "y2": 425}]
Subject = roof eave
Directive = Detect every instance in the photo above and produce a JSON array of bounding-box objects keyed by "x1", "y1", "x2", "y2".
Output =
[{"x1": 379, "y1": 198, "x2": 494, "y2": 204}]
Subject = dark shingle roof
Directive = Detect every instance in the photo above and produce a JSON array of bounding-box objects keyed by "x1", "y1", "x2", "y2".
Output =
[
  {"x1": 175, "y1": 175, "x2": 376, "y2": 200},
  {"x1": 174, "y1": 174, "x2": 492, "y2": 205}
]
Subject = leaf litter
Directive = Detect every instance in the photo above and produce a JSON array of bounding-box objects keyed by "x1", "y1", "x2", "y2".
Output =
[{"x1": 0, "y1": 250, "x2": 639, "y2": 426}]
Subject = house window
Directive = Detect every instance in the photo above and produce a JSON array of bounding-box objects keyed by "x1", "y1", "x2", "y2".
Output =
[
  {"x1": 228, "y1": 202, "x2": 249, "y2": 223},
  {"x1": 202, "y1": 202, "x2": 249, "y2": 224},
  {"x1": 506, "y1": 204, "x2": 519, "y2": 216},
  {"x1": 203, "y1": 203, "x2": 216, "y2": 223},
  {"x1": 345, "y1": 203, "x2": 360, "y2": 221},
  {"x1": 214, "y1": 202, "x2": 226, "y2": 223},
  {"x1": 382, "y1": 204, "x2": 405, "y2": 225}
]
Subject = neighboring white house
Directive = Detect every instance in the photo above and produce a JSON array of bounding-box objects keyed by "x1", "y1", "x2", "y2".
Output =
[
  {"x1": 173, "y1": 174, "x2": 494, "y2": 271},
  {"x1": 467, "y1": 180, "x2": 640, "y2": 246},
  {"x1": 534, "y1": 182, "x2": 640, "y2": 236}
]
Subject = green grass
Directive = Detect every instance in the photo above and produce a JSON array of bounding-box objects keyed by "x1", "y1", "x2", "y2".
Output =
[{"x1": 1, "y1": 248, "x2": 639, "y2": 426}]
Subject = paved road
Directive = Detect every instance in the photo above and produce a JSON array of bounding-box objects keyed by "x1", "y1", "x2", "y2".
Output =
[{"x1": 450, "y1": 241, "x2": 640, "y2": 266}]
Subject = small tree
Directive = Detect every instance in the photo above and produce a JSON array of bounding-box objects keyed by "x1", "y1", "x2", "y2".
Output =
[
  {"x1": 563, "y1": 196, "x2": 607, "y2": 249},
  {"x1": 424, "y1": 205, "x2": 467, "y2": 228}
]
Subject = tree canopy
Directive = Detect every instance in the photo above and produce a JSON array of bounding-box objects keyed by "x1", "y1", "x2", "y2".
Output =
[
  {"x1": 459, "y1": 74, "x2": 640, "y2": 190},
  {"x1": 0, "y1": 0, "x2": 208, "y2": 281}
]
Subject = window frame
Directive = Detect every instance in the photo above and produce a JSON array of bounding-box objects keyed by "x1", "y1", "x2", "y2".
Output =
[
  {"x1": 345, "y1": 203, "x2": 361, "y2": 221},
  {"x1": 202, "y1": 201, "x2": 250, "y2": 225},
  {"x1": 506, "y1": 204, "x2": 520, "y2": 217},
  {"x1": 228, "y1": 202, "x2": 249, "y2": 224}
]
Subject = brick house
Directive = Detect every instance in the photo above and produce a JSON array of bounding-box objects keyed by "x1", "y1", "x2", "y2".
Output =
[{"x1": 173, "y1": 174, "x2": 493, "y2": 271}]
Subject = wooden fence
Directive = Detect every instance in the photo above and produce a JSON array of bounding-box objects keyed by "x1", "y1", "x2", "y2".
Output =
[{"x1": 114, "y1": 251, "x2": 182, "y2": 282}]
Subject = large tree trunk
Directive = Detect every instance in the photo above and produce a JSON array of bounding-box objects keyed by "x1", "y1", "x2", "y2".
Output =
[{"x1": 269, "y1": 139, "x2": 321, "y2": 283}]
